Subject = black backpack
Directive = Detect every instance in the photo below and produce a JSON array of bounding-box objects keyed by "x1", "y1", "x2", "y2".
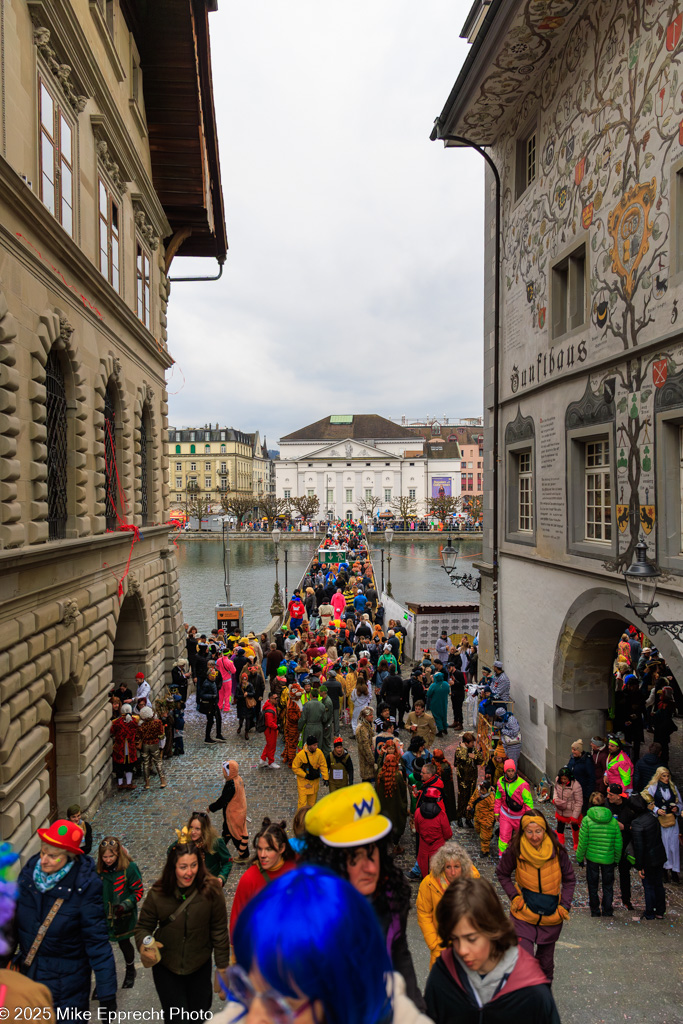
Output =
[{"x1": 255, "y1": 709, "x2": 267, "y2": 733}]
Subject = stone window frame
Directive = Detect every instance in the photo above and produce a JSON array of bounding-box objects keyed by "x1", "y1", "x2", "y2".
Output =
[
  {"x1": 655, "y1": 366, "x2": 683, "y2": 573},
  {"x1": 37, "y1": 69, "x2": 78, "y2": 239},
  {"x1": 504, "y1": 408, "x2": 536, "y2": 546},
  {"x1": 565, "y1": 423, "x2": 617, "y2": 560},
  {"x1": 514, "y1": 110, "x2": 539, "y2": 204},
  {"x1": 550, "y1": 234, "x2": 589, "y2": 342}
]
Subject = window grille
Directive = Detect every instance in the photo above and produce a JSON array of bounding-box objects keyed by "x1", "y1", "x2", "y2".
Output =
[
  {"x1": 140, "y1": 414, "x2": 149, "y2": 526},
  {"x1": 104, "y1": 387, "x2": 117, "y2": 530},
  {"x1": 46, "y1": 350, "x2": 68, "y2": 539}
]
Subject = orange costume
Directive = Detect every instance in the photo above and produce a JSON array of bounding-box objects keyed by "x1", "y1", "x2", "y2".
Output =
[{"x1": 283, "y1": 688, "x2": 302, "y2": 764}]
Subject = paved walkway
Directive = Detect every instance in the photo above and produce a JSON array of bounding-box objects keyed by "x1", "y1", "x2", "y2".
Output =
[{"x1": 90, "y1": 696, "x2": 683, "y2": 1023}]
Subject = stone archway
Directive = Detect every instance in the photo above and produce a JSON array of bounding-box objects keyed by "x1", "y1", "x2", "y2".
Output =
[
  {"x1": 547, "y1": 586, "x2": 683, "y2": 776},
  {"x1": 112, "y1": 593, "x2": 149, "y2": 691}
]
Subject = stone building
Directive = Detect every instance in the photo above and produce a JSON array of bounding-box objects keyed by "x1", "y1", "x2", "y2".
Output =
[
  {"x1": 0, "y1": 0, "x2": 226, "y2": 851},
  {"x1": 276, "y1": 414, "x2": 461, "y2": 521},
  {"x1": 167, "y1": 425, "x2": 267, "y2": 507},
  {"x1": 434, "y1": 0, "x2": 683, "y2": 778}
]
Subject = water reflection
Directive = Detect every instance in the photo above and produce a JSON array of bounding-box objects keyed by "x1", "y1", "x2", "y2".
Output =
[{"x1": 175, "y1": 535, "x2": 481, "y2": 633}]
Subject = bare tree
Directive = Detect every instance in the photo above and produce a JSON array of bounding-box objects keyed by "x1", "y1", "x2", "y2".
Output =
[
  {"x1": 220, "y1": 493, "x2": 255, "y2": 526},
  {"x1": 257, "y1": 495, "x2": 291, "y2": 530},
  {"x1": 289, "y1": 494, "x2": 320, "y2": 522},
  {"x1": 426, "y1": 494, "x2": 462, "y2": 525},
  {"x1": 357, "y1": 494, "x2": 382, "y2": 521},
  {"x1": 185, "y1": 491, "x2": 213, "y2": 531},
  {"x1": 390, "y1": 495, "x2": 418, "y2": 530}
]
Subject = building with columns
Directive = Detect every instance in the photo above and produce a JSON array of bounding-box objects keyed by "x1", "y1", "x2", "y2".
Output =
[
  {"x1": 276, "y1": 414, "x2": 461, "y2": 520},
  {"x1": 0, "y1": 0, "x2": 225, "y2": 852}
]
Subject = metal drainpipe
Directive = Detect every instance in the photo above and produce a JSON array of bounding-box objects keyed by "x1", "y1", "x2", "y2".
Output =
[
  {"x1": 430, "y1": 128, "x2": 501, "y2": 657},
  {"x1": 168, "y1": 255, "x2": 226, "y2": 283}
]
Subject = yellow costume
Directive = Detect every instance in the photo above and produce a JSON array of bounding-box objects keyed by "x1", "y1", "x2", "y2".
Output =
[{"x1": 292, "y1": 744, "x2": 329, "y2": 809}]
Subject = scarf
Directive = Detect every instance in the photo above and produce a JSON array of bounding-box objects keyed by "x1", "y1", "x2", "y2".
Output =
[
  {"x1": 456, "y1": 946, "x2": 519, "y2": 1008},
  {"x1": 33, "y1": 858, "x2": 74, "y2": 892},
  {"x1": 519, "y1": 833, "x2": 554, "y2": 868}
]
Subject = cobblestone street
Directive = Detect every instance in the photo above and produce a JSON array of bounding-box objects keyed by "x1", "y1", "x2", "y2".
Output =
[{"x1": 90, "y1": 695, "x2": 683, "y2": 1024}]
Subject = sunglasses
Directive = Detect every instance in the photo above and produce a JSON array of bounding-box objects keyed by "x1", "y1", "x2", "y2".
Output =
[{"x1": 221, "y1": 965, "x2": 316, "y2": 1024}]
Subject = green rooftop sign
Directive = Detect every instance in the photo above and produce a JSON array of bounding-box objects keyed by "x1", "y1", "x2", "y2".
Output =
[{"x1": 329, "y1": 415, "x2": 353, "y2": 424}]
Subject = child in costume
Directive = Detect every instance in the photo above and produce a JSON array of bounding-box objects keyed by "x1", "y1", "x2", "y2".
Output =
[{"x1": 469, "y1": 781, "x2": 496, "y2": 857}]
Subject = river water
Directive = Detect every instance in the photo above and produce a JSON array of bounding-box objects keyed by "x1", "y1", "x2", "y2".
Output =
[{"x1": 175, "y1": 535, "x2": 481, "y2": 633}]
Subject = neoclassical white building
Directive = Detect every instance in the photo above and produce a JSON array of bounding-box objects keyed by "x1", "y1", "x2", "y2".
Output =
[{"x1": 276, "y1": 415, "x2": 461, "y2": 520}]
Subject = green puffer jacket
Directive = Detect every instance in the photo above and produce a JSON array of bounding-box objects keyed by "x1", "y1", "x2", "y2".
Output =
[{"x1": 576, "y1": 805, "x2": 623, "y2": 865}]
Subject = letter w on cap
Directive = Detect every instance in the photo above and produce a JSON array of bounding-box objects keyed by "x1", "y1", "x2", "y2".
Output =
[{"x1": 353, "y1": 797, "x2": 374, "y2": 820}]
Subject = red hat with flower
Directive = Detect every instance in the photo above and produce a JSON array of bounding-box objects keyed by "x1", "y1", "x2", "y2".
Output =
[{"x1": 37, "y1": 819, "x2": 84, "y2": 855}]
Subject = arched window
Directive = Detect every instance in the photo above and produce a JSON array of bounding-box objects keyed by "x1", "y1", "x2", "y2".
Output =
[
  {"x1": 45, "y1": 349, "x2": 68, "y2": 540},
  {"x1": 140, "y1": 408, "x2": 151, "y2": 527},
  {"x1": 190, "y1": 444, "x2": 195, "y2": 454},
  {"x1": 175, "y1": 444, "x2": 181, "y2": 454},
  {"x1": 205, "y1": 443, "x2": 210, "y2": 453},
  {"x1": 104, "y1": 384, "x2": 117, "y2": 530}
]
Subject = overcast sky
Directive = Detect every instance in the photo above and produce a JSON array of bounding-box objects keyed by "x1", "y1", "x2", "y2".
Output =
[{"x1": 166, "y1": 1, "x2": 484, "y2": 447}]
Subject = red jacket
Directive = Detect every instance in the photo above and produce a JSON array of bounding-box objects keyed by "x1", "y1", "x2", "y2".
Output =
[
  {"x1": 229, "y1": 859, "x2": 296, "y2": 941},
  {"x1": 414, "y1": 806, "x2": 452, "y2": 877},
  {"x1": 263, "y1": 700, "x2": 278, "y2": 731}
]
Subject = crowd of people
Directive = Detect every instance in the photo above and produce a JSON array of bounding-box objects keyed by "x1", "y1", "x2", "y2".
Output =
[{"x1": 2, "y1": 525, "x2": 681, "y2": 1023}]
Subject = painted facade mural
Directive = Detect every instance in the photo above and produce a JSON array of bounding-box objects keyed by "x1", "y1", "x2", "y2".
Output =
[{"x1": 483, "y1": 0, "x2": 683, "y2": 571}]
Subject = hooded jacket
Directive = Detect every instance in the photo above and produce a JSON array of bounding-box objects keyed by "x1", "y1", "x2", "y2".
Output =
[
  {"x1": 632, "y1": 752, "x2": 664, "y2": 794},
  {"x1": 16, "y1": 854, "x2": 117, "y2": 1010},
  {"x1": 553, "y1": 777, "x2": 583, "y2": 821},
  {"x1": 425, "y1": 945, "x2": 560, "y2": 1024},
  {"x1": 576, "y1": 806, "x2": 623, "y2": 865},
  {"x1": 414, "y1": 802, "x2": 452, "y2": 878}
]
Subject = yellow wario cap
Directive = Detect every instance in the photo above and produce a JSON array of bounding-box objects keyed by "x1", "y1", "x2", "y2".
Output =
[{"x1": 305, "y1": 782, "x2": 392, "y2": 848}]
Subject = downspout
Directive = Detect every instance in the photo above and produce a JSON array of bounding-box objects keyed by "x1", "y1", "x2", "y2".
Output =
[
  {"x1": 168, "y1": 255, "x2": 226, "y2": 283},
  {"x1": 429, "y1": 126, "x2": 500, "y2": 656}
]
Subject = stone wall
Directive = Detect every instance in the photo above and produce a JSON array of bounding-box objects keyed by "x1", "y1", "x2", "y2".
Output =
[{"x1": 0, "y1": 529, "x2": 182, "y2": 855}]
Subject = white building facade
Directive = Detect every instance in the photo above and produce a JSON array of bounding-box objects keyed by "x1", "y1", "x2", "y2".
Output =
[
  {"x1": 434, "y1": 0, "x2": 683, "y2": 780},
  {"x1": 277, "y1": 415, "x2": 461, "y2": 520}
]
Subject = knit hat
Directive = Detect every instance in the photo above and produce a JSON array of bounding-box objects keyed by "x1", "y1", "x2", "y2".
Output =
[
  {"x1": 37, "y1": 819, "x2": 85, "y2": 856},
  {"x1": 608, "y1": 783, "x2": 628, "y2": 796},
  {"x1": 503, "y1": 759, "x2": 516, "y2": 771},
  {"x1": 139, "y1": 706, "x2": 154, "y2": 720},
  {"x1": 135, "y1": 672, "x2": 145, "y2": 680},
  {"x1": 495, "y1": 707, "x2": 506, "y2": 717},
  {"x1": 494, "y1": 741, "x2": 506, "y2": 759},
  {"x1": 305, "y1": 783, "x2": 392, "y2": 848},
  {"x1": 493, "y1": 661, "x2": 503, "y2": 669}
]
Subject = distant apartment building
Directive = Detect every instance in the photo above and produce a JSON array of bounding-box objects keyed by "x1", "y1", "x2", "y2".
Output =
[{"x1": 168, "y1": 425, "x2": 272, "y2": 507}]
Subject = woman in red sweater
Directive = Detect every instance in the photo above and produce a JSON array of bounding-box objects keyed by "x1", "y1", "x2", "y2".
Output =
[
  {"x1": 228, "y1": 818, "x2": 296, "y2": 941},
  {"x1": 414, "y1": 787, "x2": 453, "y2": 878}
]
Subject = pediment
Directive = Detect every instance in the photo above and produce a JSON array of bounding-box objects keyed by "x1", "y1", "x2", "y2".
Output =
[{"x1": 298, "y1": 438, "x2": 402, "y2": 460}]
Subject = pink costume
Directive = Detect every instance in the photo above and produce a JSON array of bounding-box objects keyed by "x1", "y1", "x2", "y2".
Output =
[{"x1": 216, "y1": 654, "x2": 236, "y2": 711}]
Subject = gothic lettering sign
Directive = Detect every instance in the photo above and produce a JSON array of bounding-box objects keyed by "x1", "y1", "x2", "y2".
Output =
[{"x1": 607, "y1": 180, "x2": 656, "y2": 301}]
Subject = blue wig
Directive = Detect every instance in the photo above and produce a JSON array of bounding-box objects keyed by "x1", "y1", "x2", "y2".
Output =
[{"x1": 233, "y1": 865, "x2": 393, "y2": 1024}]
